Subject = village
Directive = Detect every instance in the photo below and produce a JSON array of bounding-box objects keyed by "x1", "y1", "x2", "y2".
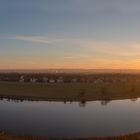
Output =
[{"x1": 0, "y1": 73, "x2": 140, "y2": 84}]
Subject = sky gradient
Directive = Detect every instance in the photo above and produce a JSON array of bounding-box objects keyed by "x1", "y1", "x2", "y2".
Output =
[{"x1": 1, "y1": 0, "x2": 140, "y2": 69}]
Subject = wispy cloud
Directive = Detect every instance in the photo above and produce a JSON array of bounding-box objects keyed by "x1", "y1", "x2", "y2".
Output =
[
  {"x1": 7, "y1": 35, "x2": 140, "y2": 59},
  {"x1": 61, "y1": 39, "x2": 140, "y2": 59},
  {"x1": 8, "y1": 36, "x2": 51, "y2": 44},
  {"x1": 85, "y1": 41, "x2": 140, "y2": 58}
]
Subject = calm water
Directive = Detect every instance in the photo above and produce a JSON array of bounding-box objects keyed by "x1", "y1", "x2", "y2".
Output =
[{"x1": 0, "y1": 98, "x2": 140, "y2": 138}]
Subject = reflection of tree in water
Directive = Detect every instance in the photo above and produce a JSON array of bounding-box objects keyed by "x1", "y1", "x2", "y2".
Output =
[
  {"x1": 130, "y1": 98, "x2": 137, "y2": 102},
  {"x1": 70, "y1": 100, "x2": 73, "y2": 104},
  {"x1": 63, "y1": 99, "x2": 73, "y2": 104},
  {"x1": 79, "y1": 99, "x2": 86, "y2": 107},
  {"x1": 100, "y1": 100, "x2": 111, "y2": 106},
  {"x1": 64, "y1": 100, "x2": 67, "y2": 104},
  {"x1": 0, "y1": 97, "x2": 4, "y2": 101},
  {"x1": 78, "y1": 88, "x2": 87, "y2": 107}
]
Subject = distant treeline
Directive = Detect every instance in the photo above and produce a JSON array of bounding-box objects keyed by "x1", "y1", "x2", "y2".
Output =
[{"x1": 1, "y1": 73, "x2": 140, "y2": 83}]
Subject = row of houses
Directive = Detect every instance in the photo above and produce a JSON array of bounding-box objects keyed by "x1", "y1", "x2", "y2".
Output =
[
  {"x1": 19, "y1": 76, "x2": 82, "y2": 83},
  {"x1": 19, "y1": 76, "x2": 103, "y2": 83},
  {"x1": 19, "y1": 75, "x2": 140, "y2": 84},
  {"x1": 1, "y1": 74, "x2": 140, "y2": 84}
]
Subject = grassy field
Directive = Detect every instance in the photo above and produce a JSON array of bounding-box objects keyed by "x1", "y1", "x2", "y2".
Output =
[{"x1": 0, "y1": 81, "x2": 140, "y2": 101}]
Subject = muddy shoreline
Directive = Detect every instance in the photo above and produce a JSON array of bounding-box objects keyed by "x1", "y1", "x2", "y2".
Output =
[{"x1": 1, "y1": 131, "x2": 140, "y2": 140}]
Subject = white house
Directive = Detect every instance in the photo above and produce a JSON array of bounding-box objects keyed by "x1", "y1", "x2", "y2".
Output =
[
  {"x1": 49, "y1": 79, "x2": 55, "y2": 83},
  {"x1": 19, "y1": 75, "x2": 24, "y2": 82},
  {"x1": 30, "y1": 78, "x2": 37, "y2": 83}
]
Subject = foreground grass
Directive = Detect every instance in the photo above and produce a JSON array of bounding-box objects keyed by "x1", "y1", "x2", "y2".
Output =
[{"x1": 0, "y1": 81, "x2": 140, "y2": 101}]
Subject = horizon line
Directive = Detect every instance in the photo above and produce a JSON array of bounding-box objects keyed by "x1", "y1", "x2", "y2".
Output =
[{"x1": 1, "y1": 68, "x2": 140, "y2": 74}]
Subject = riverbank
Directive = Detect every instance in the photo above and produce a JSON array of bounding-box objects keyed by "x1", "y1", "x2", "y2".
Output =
[
  {"x1": 1, "y1": 131, "x2": 140, "y2": 140},
  {"x1": 0, "y1": 81, "x2": 140, "y2": 101}
]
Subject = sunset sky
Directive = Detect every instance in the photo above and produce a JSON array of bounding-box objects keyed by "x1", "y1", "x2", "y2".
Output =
[{"x1": 1, "y1": 0, "x2": 140, "y2": 69}]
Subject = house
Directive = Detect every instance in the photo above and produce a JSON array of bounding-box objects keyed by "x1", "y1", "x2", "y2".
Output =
[
  {"x1": 71, "y1": 78, "x2": 77, "y2": 83},
  {"x1": 57, "y1": 77, "x2": 64, "y2": 83},
  {"x1": 43, "y1": 77, "x2": 49, "y2": 83},
  {"x1": 49, "y1": 79, "x2": 55, "y2": 83},
  {"x1": 94, "y1": 79, "x2": 103, "y2": 84},
  {"x1": 19, "y1": 75, "x2": 24, "y2": 82},
  {"x1": 30, "y1": 78, "x2": 37, "y2": 83}
]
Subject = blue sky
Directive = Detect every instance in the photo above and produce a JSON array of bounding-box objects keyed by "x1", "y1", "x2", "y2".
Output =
[{"x1": 1, "y1": 0, "x2": 140, "y2": 69}]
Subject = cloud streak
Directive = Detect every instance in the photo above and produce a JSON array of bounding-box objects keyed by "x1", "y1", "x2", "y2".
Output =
[
  {"x1": 9, "y1": 36, "x2": 51, "y2": 44},
  {"x1": 7, "y1": 35, "x2": 140, "y2": 60},
  {"x1": 86, "y1": 41, "x2": 140, "y2": 58}
]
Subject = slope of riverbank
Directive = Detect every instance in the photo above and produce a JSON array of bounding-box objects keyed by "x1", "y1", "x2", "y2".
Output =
[
  {"x1": 0, "y1": 82, "x2": 139, "y2": 101},
  {"x1": 1, "y1": 131, "x2": 140, "y2": 140}
]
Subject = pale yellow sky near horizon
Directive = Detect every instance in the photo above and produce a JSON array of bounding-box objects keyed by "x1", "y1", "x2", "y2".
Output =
[
  {"x1": 1, "y1": 38, "x2": 140, "y2": 69},
  {"x1": 1, "y1": 58, "x2": 140, "y2": 69}
]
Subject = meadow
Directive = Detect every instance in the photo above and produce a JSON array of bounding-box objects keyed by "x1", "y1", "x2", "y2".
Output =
[{"x1": 0, "y1": 81, "x2": 139, "y2": 102}]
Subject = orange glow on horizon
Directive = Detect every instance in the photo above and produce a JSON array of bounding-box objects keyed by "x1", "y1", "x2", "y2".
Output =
[{"x1": 1, "y1": 59, "x2": 140, "y2": 70}]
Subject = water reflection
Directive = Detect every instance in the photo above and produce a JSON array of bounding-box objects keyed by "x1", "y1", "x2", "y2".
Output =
[
  {"x1": 130, "y1": 98, "x2": 138, "y2": 102},
  {"x1": 100, "y1": 100, "x2": 111, "y2": 106},
  {"x1": 0, "y1": 96, "x2": 139, "y2": 106},
  {"x1": 0, "y1": 96, "x2": 36, "y2": 102},
  {"x1": 1, "y1": 98, "x2": 140, "y2": 138},
  {"x1": 79, "y1": 99, "x2": 86, "y2": 107}
]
